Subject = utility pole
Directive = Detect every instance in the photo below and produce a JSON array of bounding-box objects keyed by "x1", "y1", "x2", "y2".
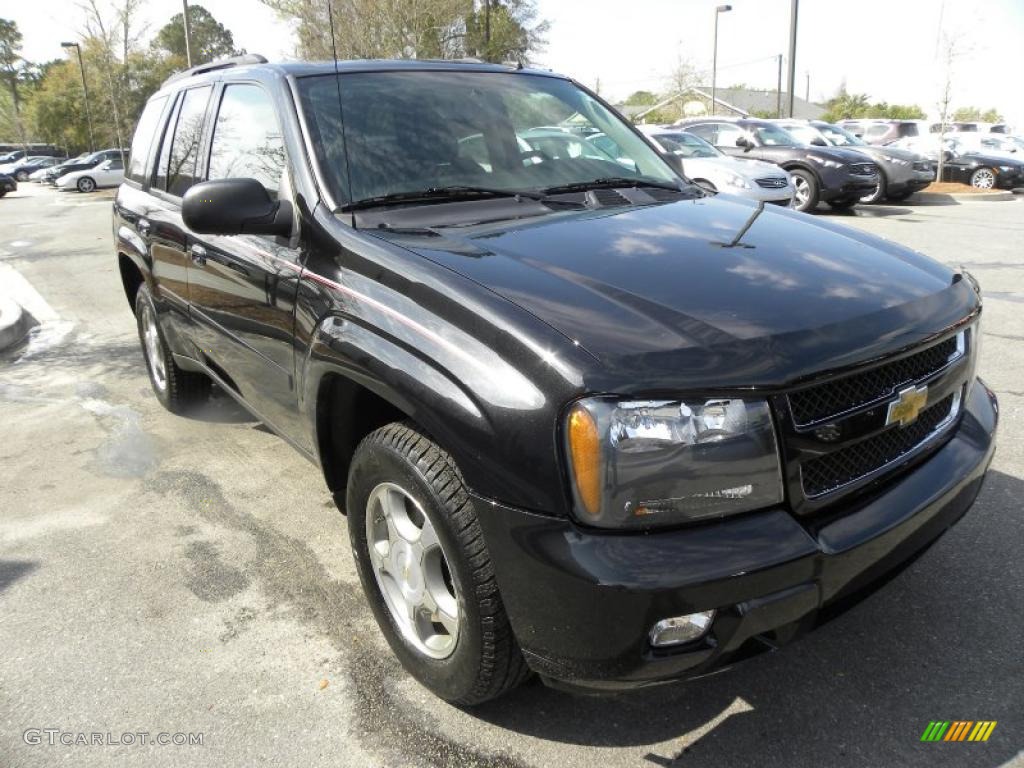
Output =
[
  {"x1": 786, "y1": 0, "x2": 799, "y2": 117},
  {"x1": 711, "y1": 5, "x2": 732, "y2": 117},
  {"x1": 61, "y1": 42, "x2": 95, "y2": 152},
  {"x1": 776, "y1": 54, "x2": 783, "y2": 117},
  {"x1": 805, "y1": 71, "x2": 810, "y2": 102},
  {"x1": 182, "y1": 0, "x2": 193, "y2": 67}
]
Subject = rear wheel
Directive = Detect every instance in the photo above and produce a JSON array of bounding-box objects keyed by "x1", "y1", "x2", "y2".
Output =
[
  {"x1": 135, "y1": 283, "x2": 210, "y2": 413},
  {"x1": 970, "y1": 167, "x2": 996, "y2": 189},
  {"x1": 790, "y1": 169, "x2": 819, "y2": 212},
  {"x1": 77, "y1": 176, "x2": 96, "y2": 193},
  {"x1": 15, "y1": 170, "x2": 29, "y2": 182},
  {"x1": 347, "y1": 422, "x2": 530, "y2": 705}
]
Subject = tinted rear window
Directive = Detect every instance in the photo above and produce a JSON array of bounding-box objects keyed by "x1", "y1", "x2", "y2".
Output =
[{"x1": 127, "y1": 95, "x2": 168, "y2": 183}]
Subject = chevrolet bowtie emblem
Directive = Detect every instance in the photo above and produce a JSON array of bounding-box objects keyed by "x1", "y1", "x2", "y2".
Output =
[{"x1": 887, "y1": 384, "x2": 929, "y2": 428}]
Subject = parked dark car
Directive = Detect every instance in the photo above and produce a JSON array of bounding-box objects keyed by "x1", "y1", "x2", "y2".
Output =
[
  {"x1": 5, "y1": 155, "x2": 65, "y2": 182},
  {"x1": 43, "y1": 148, "x2": 125, "y2": 184},
  {"x1": 779, "y1": 120, "x2": 935, "y2": 202},
  {"x1": 677, "y1": 117, "x2": 878, "y2": 211},
  {"x1": 890, "y1": 136, "x2": 1024, "y2": 189},
  {"x1": 115, "y1": 56, "x2": 997, "y2": 704},
  {"x1": 0, "y1": 144, "x2": 66, "y2": 162},
  {"x1": 0, "y1": 173, "x2": 15, "y2": 197},
  {"x1": 837, "y1": 119, "x2": 929, "y2": 145}
]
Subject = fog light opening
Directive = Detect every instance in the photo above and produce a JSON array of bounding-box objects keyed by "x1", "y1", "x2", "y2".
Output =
[{"x1": 650, "y1": 610, "x2": 716, "y2": 647}]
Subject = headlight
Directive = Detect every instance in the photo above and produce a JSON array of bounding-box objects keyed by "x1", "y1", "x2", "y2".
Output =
[
  {"x1": 889, "y1": 158, "x2": 910, "y2": 167},
  {"x1": 808, "y1": 155, "x2": 842, "y2": 169},
  {"x1": 999, "y1": 166, "x2": 1011, "y2": 172},
  {"x1": 723, "y1": 172, "x2": 751, "y2": 189},
  {"x1": 565, "y1": 397, "x2": 783, "y2": 528}
]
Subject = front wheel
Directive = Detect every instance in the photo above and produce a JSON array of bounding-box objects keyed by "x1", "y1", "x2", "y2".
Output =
[
  {"x1": 77, "y1": 176, "x2": 96, "y2": 193},
  {"x1": 15, "y1": 170, "x2": 29, "y2": 182},
  {"x1": 859, "y1": 169, "x2": 888, "y2": 203},
  {"x1": 135, "y1": 284, "x2": 210, "y2": 413},
  {"x1": 970, "y1": 167, "x2": 996, "y2": 189},
  {"x1": 790, "y1": 169, "x2": 819, "y2": 212},
  {"x1": 347, "y1": 422, "x2": 530, "y2": 705}
]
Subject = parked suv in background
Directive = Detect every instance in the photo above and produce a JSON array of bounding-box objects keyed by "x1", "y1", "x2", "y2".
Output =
[
  {"x1": 837, "y1": 119, "x2": 928, "y2": 145},
  {"x1": 777, "y1": 120, "x2": 934, "y2": 203},
  {"x1": 116, "y1": 55, "x2": 997, "y2": 705},
  {"x1": 891, "y1": 135, "x2": 1024, "y2": 189},
  {"x1": 676, "y1": 117, "x2": 878, "y2": 211}
]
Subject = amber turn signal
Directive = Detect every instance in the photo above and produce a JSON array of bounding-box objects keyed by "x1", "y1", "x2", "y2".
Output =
[{"x1": 567, "y1": 404, "x2": 601, "y2": 516}]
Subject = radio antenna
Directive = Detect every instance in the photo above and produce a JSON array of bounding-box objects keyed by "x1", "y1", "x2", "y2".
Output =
[{"x1": 325, "y1": 0, "x2": 355, "y2": 217}]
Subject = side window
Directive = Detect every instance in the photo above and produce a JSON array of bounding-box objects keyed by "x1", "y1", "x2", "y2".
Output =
[
  {"x1": 165, "y1": 85, "x2": 212, "y2": 197},
  {"x1": 107, "y1": 156, "x2": 124, "y2": 171},
  {"x1": 714, "y1": 123, "x2": 745, "y2": 148},
  {"x1": 685, "y1": 123, "x2": 717, "y2": 144},
  {"x1": 208, "y1": 84, "x2": 286, "y2": 199},
  {"x1": 127, "y1": 95, "x2": 168, "y2": 183},
  {"x1": 154, "y1": 93, "x2": 182, "y2": 191}
]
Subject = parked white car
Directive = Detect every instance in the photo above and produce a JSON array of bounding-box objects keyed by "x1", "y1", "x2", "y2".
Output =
[
  {"x1": 638, "y1": 126, "x2": 794, "y2": 205},
  {"x1": 947, "y1": 132, "x2": 1022, "y2": 161},
  {"x1": 55, "y1": 157, "x2": 125, "y2": 192}
]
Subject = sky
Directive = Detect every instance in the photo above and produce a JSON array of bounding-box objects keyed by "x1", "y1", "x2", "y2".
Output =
[{"x1": 9, "y1": 0, "x2": 1024, "y2": 128}]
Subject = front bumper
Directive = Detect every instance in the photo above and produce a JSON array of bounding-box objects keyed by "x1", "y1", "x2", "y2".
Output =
[{"x1": 475, "y1": 378, "x2": 998, "y2": 691}]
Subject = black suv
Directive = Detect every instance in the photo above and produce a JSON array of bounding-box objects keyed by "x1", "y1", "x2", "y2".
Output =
[
  {"x1": 677, "y1": 117, "x2": 879, "y2": 211},
  {"x1": 115, "y1": 56, "x2": 997, "y2": 704}
]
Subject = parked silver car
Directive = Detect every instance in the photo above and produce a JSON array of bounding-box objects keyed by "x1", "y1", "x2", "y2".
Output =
[{"x1": 638, "y1": 126, "x2": 793, "y2": 205}]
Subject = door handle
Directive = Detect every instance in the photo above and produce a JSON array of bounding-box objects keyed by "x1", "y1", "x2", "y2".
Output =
[
  {"x1": 137, "y1": 217, "x2": 151, "y2": 236},
  {"x1": 190, "y1": 243, "x2": 207, "y2": 266}
]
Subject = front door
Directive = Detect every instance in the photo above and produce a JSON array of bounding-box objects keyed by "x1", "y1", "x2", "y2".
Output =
[{"x1": 185, "y1": 82, "x2": 300, "y2": 434}]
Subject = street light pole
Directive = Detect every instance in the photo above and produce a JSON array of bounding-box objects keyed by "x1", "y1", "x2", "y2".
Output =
[
  {"x1": 61, "y1": 42, "x2": 95, "y2": 153},
  {"x1": 786, "y1": 0, "x2": 799, "y2": 117},
  {"x1": 776, "y1": 54, "x2": 783, "y2": 117},
  {"x1": 710, "y1": 5, "x2": 732, "y2": 116},
  {"x1": 182, "y1": 0, "x2": 193, "y2": 67}
]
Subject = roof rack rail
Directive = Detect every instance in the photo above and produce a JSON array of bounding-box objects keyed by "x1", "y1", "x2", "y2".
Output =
[{"x1": 162, "y1": 54, "x2": 268, "y2": 87}]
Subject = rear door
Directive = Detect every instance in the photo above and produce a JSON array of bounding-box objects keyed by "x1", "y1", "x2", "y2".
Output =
[{"x1": 186, "y1": 81, "x2": 301, "y2": 431}]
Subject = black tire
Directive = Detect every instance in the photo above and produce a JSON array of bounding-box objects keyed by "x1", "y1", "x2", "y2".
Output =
[
  {"x1": 790, "y1": 168, "x2": 819, "y2": 212},
  {"x1": 77, "y1": 176, "x2": 96, "y2": 193},
  {"x1": 859, "y1": 169, "x2": 887, "y2": 203},
  {"x1": 827, "y1": 197, "x2": 859, "y2": 210},
  {"x1": 15, "y1": 170, "x2": 29, "y2": 182},
  {"x1": 347, "y1": 422, "x2": 530, "y2": 705},
  {"x1": 0, "y1": 189, "x2": 6, "y2": 198},
  {"x1": 134, "y1": 283, "x2": 210, "y2": 413}
]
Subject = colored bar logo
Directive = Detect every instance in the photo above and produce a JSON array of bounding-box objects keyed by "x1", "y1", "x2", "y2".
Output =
[{"x1": 921, "y1": 721, "x2": 997, "y2": 742}]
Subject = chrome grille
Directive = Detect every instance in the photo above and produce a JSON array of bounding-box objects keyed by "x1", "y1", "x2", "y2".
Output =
[
  {"x1": 850, "y1": 163, "x2": 878, "y2": 176},
  {"x1": 755, "y1": 177, "x2": 789, "y2": 189}
]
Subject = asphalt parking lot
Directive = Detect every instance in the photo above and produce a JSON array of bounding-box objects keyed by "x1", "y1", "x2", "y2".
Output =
[{"x1": 1, "y1": 183, "x2": 1022, "y2": 768}]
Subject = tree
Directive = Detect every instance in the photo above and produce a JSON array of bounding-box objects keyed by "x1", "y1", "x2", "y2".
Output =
[
  {"x1": 152, "y1": 4, "x2": 240, "y2": 66},
  {"x1": 624, "y1": 90, "x2": 658, "y2": 106},
  {"x1": 820, "y1": 89, "x2": 871, "y2": 122},
  {"x1": 0, "y1": 18, "x2": 29, "y2": 146},
  {"x1": 260, "y1": 0, "x2": 547, "y2": 63},
  {"x1": 953, "y1": 106, "x2": 1003, "y2": 123},
  {"x1": 935, "y1": 33, "x2": 966, "y2": 184}
]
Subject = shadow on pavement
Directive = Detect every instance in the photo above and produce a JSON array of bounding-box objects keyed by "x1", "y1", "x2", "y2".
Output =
[
  {"x1": 0, "y1": 560, "x2": 38, "y2": 595},
  {"x1": 468, "y1": 469, "x2": 1024, "y2": 768}
]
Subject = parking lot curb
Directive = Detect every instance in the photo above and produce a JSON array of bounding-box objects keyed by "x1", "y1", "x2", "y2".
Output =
[
  {"x1": 0, "y1": 295, "x2": 31, "y2": 352},
  {"x1": 915, "y1": 191, "x2": 1015, "y2": 203}
]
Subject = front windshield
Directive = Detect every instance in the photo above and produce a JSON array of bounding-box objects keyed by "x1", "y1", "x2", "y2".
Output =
[
  {"x1": 750, "y1": 124, "x2": 799, "y2": 146},
  {"x1": 298, "y1": 71, "x2": 678, "y2": 207},
  {"x1": 816, "y1": 124, "x2": 865, "y2": 147},
  {"x1": 782, "y1": 124, "x2": 829, "y2": 146},
  {"x1": 652, "y1": 132, "x2": 721, "y2": 158}
]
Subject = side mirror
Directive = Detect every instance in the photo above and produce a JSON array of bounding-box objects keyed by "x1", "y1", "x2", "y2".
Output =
[
  {"x1": 810, "y1": 137, "x2": 827, "y2": 147},
  {"x1": 735, "y1": 136, "x2": 750, "y2": 149},
  {"x1": 183, "y1": 178, "x2": 292, "y2": 238},
  {"x1": 662, "y1": 153, "x2": 685, "y2": 176},
  {"x1": 853, "y1": 132, "x2": 863, "y2": 139}
]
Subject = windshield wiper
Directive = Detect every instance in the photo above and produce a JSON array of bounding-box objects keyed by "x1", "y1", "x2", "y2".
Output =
[
  {"x1": 541, "y1": 177, "x2": 684, "y2": 195},
  {"x1": 340, "y1": 185, "x2": 550, "y2": 212}
]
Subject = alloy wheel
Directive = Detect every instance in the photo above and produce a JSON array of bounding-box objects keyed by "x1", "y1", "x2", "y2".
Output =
[
  {"x1": 365, "y1": 481, "x2": 459, "y2": 659},
  {"x1": 78, "y1": 178, "x2": 95, "y2": 192},
  {"x1": 970, "y1": 168, "x2": 995, "y2": 190},
  {"x1": 140, "y1": 302, "x2": 167, "y2": 392},
  {"x1": 793, "y1": 176, "x2": 810, "y2": 208}
]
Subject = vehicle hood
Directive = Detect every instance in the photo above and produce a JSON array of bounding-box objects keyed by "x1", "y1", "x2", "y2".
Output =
[
  {"x1": 708, "y1": 154, "x2": 788, "y2": 179},
  {"x1": 372, "y1": 197, "x2": 977, "y2": 391},
  {"x1": 844, "y1": 145, "x2": 923, "y2": 163}
]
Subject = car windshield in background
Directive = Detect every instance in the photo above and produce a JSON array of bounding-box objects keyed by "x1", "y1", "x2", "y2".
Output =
[
  {"x1": 783, "y1": 125, "x2": 825, "y2": 146},
  {"x1": 817, "y1": 124, "x2": 866, "y2": 147},
  {"x1": 297, "y1": 71, "x2": 679, "y2": 210},
  {"x1": 653, "y1": 132, "x2": 720, "y2": 158},
  {"x1": 752, "y1": 124, "x2": 799, "y2": 146}
]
